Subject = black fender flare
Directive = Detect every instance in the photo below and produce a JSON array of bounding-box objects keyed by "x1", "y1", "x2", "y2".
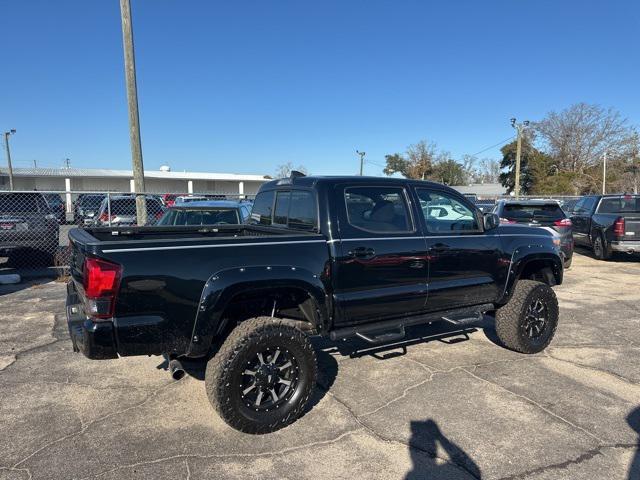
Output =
[
  {"x1": 186, "y1": 265, "x2": 329, "y2": 357},
  {"x1": 498, "y1": 247, "x2": 563, "y2": 305}
]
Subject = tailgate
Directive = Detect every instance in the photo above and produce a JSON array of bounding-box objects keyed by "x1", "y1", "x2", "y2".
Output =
[
  {"x1": 620, "y1": 216, "x2": 640, "y2": 240},
  {"x1": 67, "y1": 228, "x2": 99, "y2": 287}
]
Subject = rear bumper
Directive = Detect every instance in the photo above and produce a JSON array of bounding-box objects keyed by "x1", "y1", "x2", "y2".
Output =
[
  {"x1": 610, "y1": 241, "x2": 640, "y2": 253},
  {"x1": 66, "y1": 281, "x2": 168, "y2": 359},
  {"x1": 66, "y1": 282, "x2": 118, "y2": 359}
]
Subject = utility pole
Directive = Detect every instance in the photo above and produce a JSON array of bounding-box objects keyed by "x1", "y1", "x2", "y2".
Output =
[
  {"x1": 3, "y1": 129, "x2": 16, "y2": 191},
  {"x1": 356, "y1": 150, "x2": 366, "y2": 176},
  {"x1": 510, "y1": 118, "x2": 529, "y2": 198},
  {"x1": 120, "y1": 0, "x2": 147, "y2": 225},
  {"x1": 602, "y1": 150, "x2": 607, "y2": 195}
]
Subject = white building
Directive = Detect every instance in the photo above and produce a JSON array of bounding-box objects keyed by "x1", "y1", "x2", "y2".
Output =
[{"x1": 0, "y1": 166, "x2": 269, "y2": 196}]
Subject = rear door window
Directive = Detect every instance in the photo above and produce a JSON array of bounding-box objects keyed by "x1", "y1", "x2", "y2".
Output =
[
  {"x1": 345, "y1": 186, "x2": 412, "y2": 233},
  {"x1": 288, "y1": 190, "x2": 317, "y2": 230}
]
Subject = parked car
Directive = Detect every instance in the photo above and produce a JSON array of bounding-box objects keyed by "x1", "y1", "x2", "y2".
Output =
[
  {"x1": 74, "y1": 194, "x2": 106, "y2": 225},
  {"x1": 559, "y1": 197, "x2": 580, "y2": 214},
  {"x1": 475, "y1": 198, "x2": 497, "y2": 213},
  {"x1": 157, "y1": 200, "x2": 251, "y2": 226},
  {"x1": 0, "y1": 192, "x2": 59, "y2": 266},
  {"x1": 570, "y1": 194, "x2": 640, "y2": 259},
  {"x1": 42, "y1": 193, "x2": 66, "y2": 224},
  {"x1": 161, "y1": 193, "x2": 185, "y2": 208},
  {"x1": 174, "y1": 195, "x2": 209, "y2": 205},
  {"x1": 493, "y1": 199, "x2": 573, "y2": 268},
  {"x1": 94, "y1": 195, "x2": 165, "y2": 226},
  {"x1": 67, "y1": 175, "x2": 563, "y2": 433}
]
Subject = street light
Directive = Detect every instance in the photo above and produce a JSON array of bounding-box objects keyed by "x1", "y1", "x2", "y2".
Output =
[
  {"x1": 3, "y1": 129, "x2": 16, "y2": 191},
  {"x1": 356, "y1": 150, "x2": 366, "y2": 176},
  {"x1": 510, "y1": 118, "x2": 529, "y2": 197}
]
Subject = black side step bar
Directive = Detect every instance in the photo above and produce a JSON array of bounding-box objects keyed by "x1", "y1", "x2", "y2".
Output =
[{"x1": 329, "y1": 303, "x2": 493, "y2": 343}]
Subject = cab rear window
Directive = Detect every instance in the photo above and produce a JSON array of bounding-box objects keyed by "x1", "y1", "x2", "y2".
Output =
[
  {"x1": 597, "y1": 196, "x2": 640, "y2": 214},
  {"x1": 249, "y1": 189, "x2": 317, "y2": 230},
  {"x1": 503, "y1": 203, "x2": 565, "y2": 222}
]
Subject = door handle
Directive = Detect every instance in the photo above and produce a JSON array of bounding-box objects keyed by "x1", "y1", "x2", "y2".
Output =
[
  {"x1": 348, "y1": 247, "x2": 375, "y2": 258},
  {"x1": 430, "y1": 243, "x2": 449, "y2": 254}
]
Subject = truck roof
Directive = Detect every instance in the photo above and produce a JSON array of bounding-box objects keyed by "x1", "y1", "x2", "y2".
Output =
[{"x1": 260, "y1": 175, "x2": 453, "y2": 191}]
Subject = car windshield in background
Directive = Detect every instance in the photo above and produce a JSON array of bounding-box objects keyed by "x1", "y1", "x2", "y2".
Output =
[
  {"x1": 158, "y1": 208, "x2": 240, "y2": 226},
  {"x1": 503, "y1": 203, "x2": 565, "y2": 222},
  {"x1": 0, "y1": 194, "x2": 41, "y2": 213},
  {"x1": 597, "y1": 196, "x2": 640, "y2": 214},
  {"x1": 79, "y1": 195, "x2": 105, "y2": 208},
  {"x1": 110, "y1": 198, "x2": 161, "y2": 215}
]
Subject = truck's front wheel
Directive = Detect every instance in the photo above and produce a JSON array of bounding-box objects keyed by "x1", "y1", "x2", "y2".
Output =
[
  {"x1": 495, "y1": 280, "x2": 559, "y2": 354},
  {"x1": 205, "y1": 317, "x2": 317, "y2": 434}
]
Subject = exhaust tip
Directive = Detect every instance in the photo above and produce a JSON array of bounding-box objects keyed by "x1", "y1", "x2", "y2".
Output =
[{"x1": 169, "y1": 359, "x2": 185, "y2": 381}]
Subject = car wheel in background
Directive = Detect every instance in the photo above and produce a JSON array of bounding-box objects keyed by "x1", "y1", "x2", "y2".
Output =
[{"x1": 593, "y1": 233, "x2": 611, "y2": 260}]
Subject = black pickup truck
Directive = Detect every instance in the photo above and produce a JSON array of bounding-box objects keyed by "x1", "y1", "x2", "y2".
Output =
[
  {"x1": 67, "y1": 175, "x2": 563, "y2": 433},
  {"x1": 570, "y1": 194, "x2": 640, "y2": 260}
]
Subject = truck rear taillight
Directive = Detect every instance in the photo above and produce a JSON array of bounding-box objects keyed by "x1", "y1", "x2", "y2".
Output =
[
  {"x1": 554, "y1": 218, "x2": 572, "y2": 227},
  {"x1": 83, "y1": 258, "x2": 122, "y2": 319},
  {"x1": 614, "y1": 217, "x2": 625, "y2": 238}
]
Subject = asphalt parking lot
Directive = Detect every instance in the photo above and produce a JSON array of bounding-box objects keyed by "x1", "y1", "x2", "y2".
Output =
[{"x1": 1, "y1": 250, "x2": 639, "y2": 480}]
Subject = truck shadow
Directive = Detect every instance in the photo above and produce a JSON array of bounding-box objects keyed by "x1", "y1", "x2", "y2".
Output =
[{"x1": 406, "y1": 419, "x2": 482, "y2": 479}]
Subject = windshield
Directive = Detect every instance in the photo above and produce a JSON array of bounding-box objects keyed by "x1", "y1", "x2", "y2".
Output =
[
  {"x1": 502, "y1": 203, "x2": 565, "y2": 222},
  {"x1": 157, "y1": 208, "x2": 240, "y2": 225},
  {"x1": 597, "y1": 196, "x2": 640, "y2": 214},
  {"x1": 108, "y1": 198, "x2": 161, "y2": 215},
  {"x1": 79, "y1": 195, "x2": 105, "y2": 208}
]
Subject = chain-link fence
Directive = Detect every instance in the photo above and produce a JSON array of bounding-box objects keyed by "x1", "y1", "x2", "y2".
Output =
[
  {"x1": 0, "y1": 190, "x2": 254, "y2": 275},
  {"x1": 0, "y1": 189, "x2": 587, "y2": 275}
]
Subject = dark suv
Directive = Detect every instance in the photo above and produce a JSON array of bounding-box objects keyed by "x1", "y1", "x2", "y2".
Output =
[
  {"x1": 494, "y1": 199, "x2": 573, "y2": 268},
  {"x1": 0, "y1": 192, "x2": 59, "y2": 266}
]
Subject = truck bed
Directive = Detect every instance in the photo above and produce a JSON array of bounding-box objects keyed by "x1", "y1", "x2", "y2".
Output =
[{"x1": 66, "y1": 224, "x2": 329, "y2": 358}]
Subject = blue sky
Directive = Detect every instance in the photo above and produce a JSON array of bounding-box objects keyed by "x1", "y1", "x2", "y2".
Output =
[{"x1": 1, "y1": 0, "x2": 639, "y2": 176}]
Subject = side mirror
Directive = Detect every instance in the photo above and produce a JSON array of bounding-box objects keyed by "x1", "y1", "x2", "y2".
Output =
[{"x1": 483, "y1": 212, "x2": 500, "y2": 231}]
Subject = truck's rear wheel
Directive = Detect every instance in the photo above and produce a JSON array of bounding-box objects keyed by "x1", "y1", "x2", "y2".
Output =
[
  {"x1": 495, "y1": 280, "x2": 558, "y2": 354},
  {"x1": 593, "y1": 233, "x2": 611, "y2": 260},
  {"x1": 205, "y1": 317, "x2": 317, "y2": 434}
]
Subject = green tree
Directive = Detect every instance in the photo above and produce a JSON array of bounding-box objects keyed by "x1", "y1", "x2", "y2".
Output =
[
  {"x1": 430, "y1": 152, "x2": 468, "y2": 185},
  {"x1": 499, "y1": 138, "x2": 541, "y2": 194}
]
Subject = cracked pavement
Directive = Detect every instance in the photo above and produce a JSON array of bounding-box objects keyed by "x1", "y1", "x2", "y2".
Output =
[{"x1": 1, "y1": 251, "x2": 639, "y2": 479}]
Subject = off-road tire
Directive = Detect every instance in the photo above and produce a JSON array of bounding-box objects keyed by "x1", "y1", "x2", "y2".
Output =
[
  {"x1": 205, "y1": 316, "x2": 317, "y2": 434},
  {"x1": 592, "y1": 232, "x2": 612, "y2": 260},
  {"x1": 495, "y1": 280, "x2": 559, "y2": 354}
]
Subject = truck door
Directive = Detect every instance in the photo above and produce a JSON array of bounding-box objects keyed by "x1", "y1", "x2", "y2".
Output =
[
  {"x1": 570, "y1": 196, "x2": 597, "y2": 246},
  {"x1": 414, "y1": 187, "x2": 505, "y2": 311},
  {"x1": 332, "y1": 184, "x2": 429, "y2": 325}
]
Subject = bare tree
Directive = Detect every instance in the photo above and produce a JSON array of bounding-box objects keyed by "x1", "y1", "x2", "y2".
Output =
[
  {"x1": 478, "y1": 158, "x2": 501, "y2": 183},
  {"x1": 383, "y1": 140, "x2": 437, "y2": 179},
  {"x1": 534, "y1": 103, "x2": 635, "y2": 173},
  {"x1": 405, "y1": 140, "x2": 437, "y2": 180},
  {"x1": 275, "y1": 162, "x2": 308, "y2": 178}
]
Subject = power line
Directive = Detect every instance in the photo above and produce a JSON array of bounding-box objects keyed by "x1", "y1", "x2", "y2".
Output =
[{"x1": 469, "y1": 135, "x2": 515, "y2": 157}]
